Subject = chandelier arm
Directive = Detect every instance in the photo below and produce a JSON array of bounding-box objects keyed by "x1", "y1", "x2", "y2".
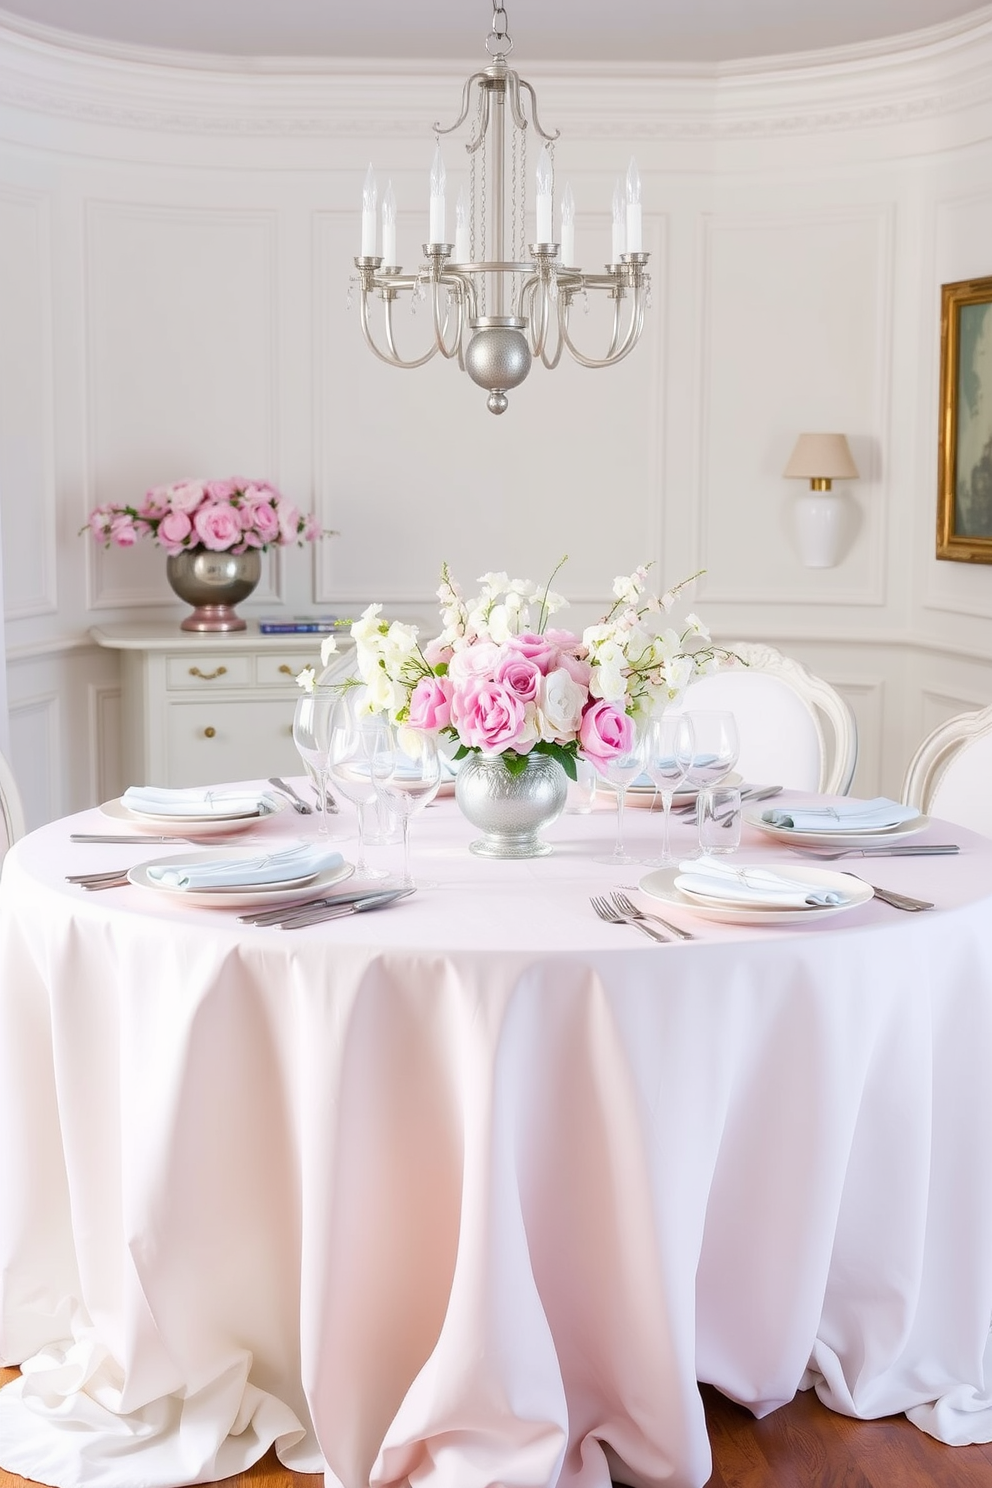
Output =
[
  {"x1": 558, "y1": 293, "x2": 646, "y2": 369},
  {"x1": 504, "y1": 70, "x2": 529, "y2": 133},
  {"x1": 516, "y1": 77, "x2": 560, "y2": 142},
  {"x1": 433, "y1": 72, "x2": 493, "y2": 142},
  {"x1": 539, "y1": 301, "x2": 567, "y2": 369},
  {"x1": 430, "y1": 282, "x2": 466, "y2": 360},
  {"x1": 528, "y1": 280, "x2": 552, "y2": 360},
  {"x1": 361, "y1": 292, "x2": 439, "y2": 370}
]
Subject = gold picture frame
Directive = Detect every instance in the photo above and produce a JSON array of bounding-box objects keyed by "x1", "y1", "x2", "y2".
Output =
[{"x1": 937, "y1": 275, "x2": 992, "y2": 562}]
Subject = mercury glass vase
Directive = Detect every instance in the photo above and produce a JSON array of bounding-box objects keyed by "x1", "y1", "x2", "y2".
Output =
[
  {"x1": 165, "y1": 549, "x2": 262, "y2": 632},
  {"x1": 455, "y1": 752, "x2": 568, "y2": 858}
]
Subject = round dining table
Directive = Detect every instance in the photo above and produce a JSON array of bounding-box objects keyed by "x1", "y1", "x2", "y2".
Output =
[{"x1": 2, "y1": 783, "x2": 992, "y2": 1488}]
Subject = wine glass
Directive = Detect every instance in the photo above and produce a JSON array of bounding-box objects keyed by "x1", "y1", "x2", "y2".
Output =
[
  {"x1": 681, "y1": 710, "x2": 740, "y2": 857},
  {"x1": 326, "y1": 693, "x2": 390, "y2": 880},
  {"x1": 643, "y1": 713, "x2": 696, "y2": 867},
  {"x1": 293, "y1": 687, "x2": 348, "y2": 840},
  {"x1": 370, "y1": 726, "x2": 441, "y2": 889},
  {"x1": 589, "y1": 726, "x2": 646, "y2": 866}
]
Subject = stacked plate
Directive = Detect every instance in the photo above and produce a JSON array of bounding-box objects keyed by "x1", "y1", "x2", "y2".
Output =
[
  {"x1": 128, "y1": 845, "x2": 354, "y2": 910},
  {"x1": 626, "y1": 771, "x2": 743, "y2": 810},
  {"x1": 639, "y1": 860, "x2": 874, "y2": 925},
  {"x1": 101, "y1": 786, "x2": 288, "y2": 837},
  {"x1": 744, "y1": 796, "x2": 928, "y2": 851}
]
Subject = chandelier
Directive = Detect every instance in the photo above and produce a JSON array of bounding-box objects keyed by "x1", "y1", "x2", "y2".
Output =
[{"x1": 353, "y1": 1, "x2": 651, "y2": 415}]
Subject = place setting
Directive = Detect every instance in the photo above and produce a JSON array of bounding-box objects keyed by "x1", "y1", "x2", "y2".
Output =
[{"x1": 94, "y1": 783, "x2": 290, "y2": 838}]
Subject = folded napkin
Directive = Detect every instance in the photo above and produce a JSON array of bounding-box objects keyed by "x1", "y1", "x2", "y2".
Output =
[
  {"x1": 760, "y1": 796, "x2": 918, "y2": 833},
  {"x1": 122, "y1": 785, "x2": 282, "y2": 819},
  {"x1": 675, "y1": 856, "x2": 846, "y2": 908},
  {"x1": 146, "y1": 844, "x2": 344, "y2": 890}
]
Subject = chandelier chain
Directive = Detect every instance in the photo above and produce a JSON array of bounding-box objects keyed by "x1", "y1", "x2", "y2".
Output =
[
  {"x1": 480, "y1": 129, "x2": 487, "y2": 316},
  {"x1": 487, "y1": 1, "x2": 512, "y2": 55}
]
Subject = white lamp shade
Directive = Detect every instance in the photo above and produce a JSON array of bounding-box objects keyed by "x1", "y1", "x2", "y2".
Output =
[{"x1": 783, "y1": 433, "x2": 859, "y2": 481}]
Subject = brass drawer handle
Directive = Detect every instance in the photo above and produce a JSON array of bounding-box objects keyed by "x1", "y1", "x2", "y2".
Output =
[
  {"x1": 189, "y1": 665, "x2": 227, "y2": 681},
  {"x1": 203, "y1": 726, "x2": 216, "y2": 739},
  {"x1": 278, "y1": 664, "x2": 294, "y2": 676}
]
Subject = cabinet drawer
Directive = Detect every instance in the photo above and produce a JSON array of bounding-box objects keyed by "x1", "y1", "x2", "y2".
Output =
[
  {"x1": 165, "y1": 699, "x2": 299, "y2": 787},
  {"x1": 166, "y1": 655, "x2": 252, "y2": 689},
  {"x1": 256, "y1": 652, "x2": 317, "y2": 687}
]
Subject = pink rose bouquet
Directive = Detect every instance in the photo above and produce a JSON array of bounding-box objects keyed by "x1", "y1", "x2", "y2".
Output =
[
  {"x1": 83, "y1": 478, "x2": 322, "y2": 556},
  {"x1": 346, "y1": 559, "x2": 734, "y2": 780}
]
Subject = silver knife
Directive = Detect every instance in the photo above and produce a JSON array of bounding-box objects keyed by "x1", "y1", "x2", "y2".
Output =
[
  {"x1": 70, "y1": 833, "x2": 189, "y2": 844},
  {"x1": 275, "y1": 887, "x2": 415, "y2": 929},
  {"x1": 238, "y1": 883, "x2": 408, "y2": 926},
  {"x1": 789, "y1": 844, "x2": 960, "y2": 859}
]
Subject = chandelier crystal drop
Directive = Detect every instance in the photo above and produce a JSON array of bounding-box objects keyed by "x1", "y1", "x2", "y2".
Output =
[{"x1": 352, "y1": 1, "x2": 651, "y2": 414}]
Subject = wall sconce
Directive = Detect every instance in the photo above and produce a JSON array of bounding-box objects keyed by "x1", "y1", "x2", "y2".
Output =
[{"x1": 783, "y1": 432, "x2": 860, "y2": 568}]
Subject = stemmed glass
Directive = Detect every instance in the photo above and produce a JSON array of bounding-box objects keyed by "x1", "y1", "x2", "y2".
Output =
[
  {"x1": 370, "y1": 726, "x2": 441, "y2": 889},
  {"x1": 590, "y1": 727, "x2": 646, "y2": 866},
  {"x1": 643, "y1": 713, "x2": 696, "y2": 866},
  {"x1": 681, "y1": 709, "x2": 740, "y2": 857},
  {"x1": 293, "y1": 687, "x2": 347, "y2": 840},
  {"x1": 325, "y1": 693, "x2": 390, "y2": 880}
]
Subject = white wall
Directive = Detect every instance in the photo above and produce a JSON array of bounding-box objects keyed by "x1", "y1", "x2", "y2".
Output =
[{"x1": 2, "y1": 12, "x2": 992, "y2": 827}]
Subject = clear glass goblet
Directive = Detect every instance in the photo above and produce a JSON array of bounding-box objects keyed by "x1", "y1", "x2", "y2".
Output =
[
  {"x1": 681, "y1": 709, "x2": 740, "y2": 858},
  {"x1": 293, "y1": 687, "x2": 347, "y2": 840},
  {"x1": 326, "y1": 694, "x2": 391, "y2": 880},
  {"x1": 370, "y1": 726, "x2": 441, "y2": 889},
  {"x1": 590, "y1": 728, "x2": 646, "y2": 866},
  {"x1": 643, "y1": 713, "x2": 696, "y2": 867}
]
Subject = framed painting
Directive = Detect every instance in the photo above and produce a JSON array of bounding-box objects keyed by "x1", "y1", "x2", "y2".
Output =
[{"x1": 937, "y1": 275, "x2": 992, "y2": 562}]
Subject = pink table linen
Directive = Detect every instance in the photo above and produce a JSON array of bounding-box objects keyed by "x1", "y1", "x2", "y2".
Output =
[{"x1": 2, "y1": 787, "x2": 992, "y2": 1488}]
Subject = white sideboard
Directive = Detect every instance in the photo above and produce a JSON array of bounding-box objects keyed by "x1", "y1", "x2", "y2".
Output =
[{"x1": 90, "y1": 623, "x2": 355, "y2": 789}]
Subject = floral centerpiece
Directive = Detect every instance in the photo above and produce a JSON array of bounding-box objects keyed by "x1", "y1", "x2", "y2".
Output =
[
  {"x1": 84, "y1": 478, "x2": 321, "y2": 554},
  {"x1": 84, "y1": 478, "x2": 323, "y2": 633},
  {"x1": 302, "y1": 559, "x2": 733, "y2": 856}
]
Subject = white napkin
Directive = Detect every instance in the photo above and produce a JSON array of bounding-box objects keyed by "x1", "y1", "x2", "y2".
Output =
[
  {"x1": 146, "y1": 844, "x2": 344, "y2": 890},
  {"x1": 122, "y1": 785, "x2": 282, "y2": 819},
  {"x1": 760, "y1": 796, "x2": 918, "y2": 833},
  {"x1": 675, "y1": 856, "x2": 847, "y2": 908}
]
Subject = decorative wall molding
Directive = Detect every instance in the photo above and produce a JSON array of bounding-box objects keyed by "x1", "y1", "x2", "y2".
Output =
[
  {"x1": 8, "y1": 687, "x2": 60, "y2": 826},
  {"x1": 0, "y1": 181, "x2": 58, "y2": 620},
  {"x1": 87, "y1": 681, "x2": 120, "y2": 804},
  {"x1": 2, "y1": 11, "x2": 992, "y2": 147}
]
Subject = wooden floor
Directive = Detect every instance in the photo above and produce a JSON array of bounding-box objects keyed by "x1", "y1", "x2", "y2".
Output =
[{"x1": 4, "y1": 1367, "x2": 992, "y2": 1486}]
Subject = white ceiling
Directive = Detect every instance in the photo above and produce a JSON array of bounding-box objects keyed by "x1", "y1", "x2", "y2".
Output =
[{"x1": 0, "y1": 0, "x2": 988, "y2": 65}]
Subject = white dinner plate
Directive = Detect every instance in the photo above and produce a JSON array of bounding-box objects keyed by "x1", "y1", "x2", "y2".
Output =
[
  {"x1": 638, "y1": 863, "x2": 874, "y2": 926},
  {"x1": 127, "y1": 849, "x2": 354, "y2": 909},
  {"x1": 626, "y1": 771, "x2": 743, "y2": 810},
  {"x1": 100, "y1": 796, "x2": 287, "y2": 836},
  {"x1": 744, "y1": 808, "x2": 930, "y2": 850}
]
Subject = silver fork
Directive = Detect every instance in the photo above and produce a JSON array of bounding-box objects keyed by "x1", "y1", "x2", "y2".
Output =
[
  {"x1": 856, "y1": 880, "x2": 934, "y2": 912},
  {"x1": 65, "y1": 869, "x2": 132, "y2": 890},
  {"x1": 590, "y1": 895, "x2": 668, "y2": 943},
  {"x1": 611, "y1": 890, "x2": 695, "y2": 940}
]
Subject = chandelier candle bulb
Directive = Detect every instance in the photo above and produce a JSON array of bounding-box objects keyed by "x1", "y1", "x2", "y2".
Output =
[
  {"x1": 561, "y1": 183, "x2": 576, "y2": 266},
  {"x1": 612, "y1": 180, "x2": 626, "y2": 263},
  {"x1": 455, "y1": 186, "x2": 470, "y2": 262},
  {"x1": 625, "y1": 158, "x2": 642, "y2": 253},
  {"x1": 361, "y1": 164, "x2": 378, "y2": 257},
  {"x1": 381, "y1": 182, "x2": 397, "y2": 267},
  {"x1": 430, "y1": 145, "x2": 446, "y2": 244},
  {"x1": 535, "y1": 145, "x2": 554, "y2": 244}
]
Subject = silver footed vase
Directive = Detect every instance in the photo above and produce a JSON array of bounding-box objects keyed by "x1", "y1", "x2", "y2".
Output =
[
  {"x1": 455, "y1": 752, "x2": 567, "y2": 859},
  {"x1": 166, "y1": 549, "x2": 262, "y2": 632}
]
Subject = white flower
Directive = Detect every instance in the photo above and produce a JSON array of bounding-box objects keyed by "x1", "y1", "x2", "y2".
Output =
[
  {"x1": 538, "y1": 668, "x2": 586, "y2": 741},
  {"x1": 613, "y1": 573, "x2": 640, "y2": 604},
  {"x1": 351, "y1": 603, "x2": 384, "y2": 643},
  {"x1": 296, "y1": 665, "x2": 315, "y2": 693},
  {"x1": 319, "y1": 635, "x2": 338, "y2": 667},
  {"x1": 682, "y1": 612, "x2": 709, "y2": 639}
]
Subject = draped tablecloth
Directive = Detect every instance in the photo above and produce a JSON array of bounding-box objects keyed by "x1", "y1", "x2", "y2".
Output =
[{"x1": 2, "y1": 786, "x2": 992, "y2": 1488}]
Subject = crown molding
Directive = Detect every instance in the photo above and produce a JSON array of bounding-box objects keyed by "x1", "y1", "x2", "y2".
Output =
[{"x1": 1, "y1": 10, "x2": 992, "y2": 145}]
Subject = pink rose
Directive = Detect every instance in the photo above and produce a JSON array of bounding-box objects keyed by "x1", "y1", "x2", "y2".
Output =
[
  {"x1": 158, "y1": 509, "x2": 192, "y2": 547},
  {"x1": 88, "y1": 508, "x2": 113, "y2": 540},
  {"x1": 206, "y1": 479, "x2": 238, "y2": 502},
  {"x1": 277, "y1": 501, "x2": 301, "y2": 544},
  {"x1": 495, "y1": 650, "x2": 541, "y2": 705},
  {"x1": 451, "y1": 677, "x2": 528, "y2": 754},
  {"x1": 448, "y1": 641, "x2": 500, "y2": 684},
  {"x1": 193, "y1": 501, "x2": 242, "y2": 551},
  {"x1": 302, "y1": 513, "x2": 322, "y2": 542},
  {"x1": 408, "y1": 676, "x2": 452, "y2": 732},
  {"x1": 423, "y1": 637, "x2": 454, "y2": 670},
  {"x1": 542, "y1": 628, "x2": 591, "y2": 686},
  {"x1": 139, "y1": 487, "x2": 170, "y2": 519},
  {"x1": 579, "y1": 699, "x2": 635, "y2": 763},
  {"x1": 168, "y1": 480, "x2": 207, "y2": 513},
  {"x1": 110, "y1": 514, "x2": 138, "y2": 547},
  {"x1": 244, "y1": 500, "x2": 280, "y2": 544},
  {"x1": 504, "y1": 631, "x2": 557, "y2": 673}
]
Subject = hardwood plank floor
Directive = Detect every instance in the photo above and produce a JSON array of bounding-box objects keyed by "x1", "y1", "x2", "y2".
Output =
[{"x1": 3, "y1": 1367, "x2": 992, "y2": 1487}]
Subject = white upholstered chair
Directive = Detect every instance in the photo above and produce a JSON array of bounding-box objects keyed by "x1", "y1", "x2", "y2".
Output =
[
  {"x1": 0, "y1": 749, "x2": 26, "y2": 862},
  {"x1": 670, "y1": 642, "x2": 858, "y2": 795},
  {"x1": 901, "y1": 703, "x2": 992, "y2": 837}
]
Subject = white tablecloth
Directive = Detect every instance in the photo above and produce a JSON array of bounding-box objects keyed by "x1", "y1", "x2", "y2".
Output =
[{"x1": 2, "y1": 786, "x2": 992, "y2": 1488}]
